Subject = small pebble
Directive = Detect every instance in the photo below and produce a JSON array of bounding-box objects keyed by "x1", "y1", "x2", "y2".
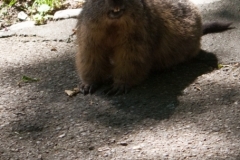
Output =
[
  {"x1": 58, "y1": 133, "x2": 66, "y2": 138},
  {"x1": 117, "y1": 141, "x2": 128, "y2": 146}
]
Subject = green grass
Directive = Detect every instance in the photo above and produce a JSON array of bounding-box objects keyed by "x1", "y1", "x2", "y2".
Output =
[
  {"x1": 3, "y1": 0, "x2": 63, "y2": 8},
  {"x1": 1, "y1": 0, "x2": 64, "y2": 25},
  {"x1": 32, "y1": 0, "x2": 63, "y2": 10},
  {"x1": 7, "y1": 0, "x2": 17, "y2": 7}
]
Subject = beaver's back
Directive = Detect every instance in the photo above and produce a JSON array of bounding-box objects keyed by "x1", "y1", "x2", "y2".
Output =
[{"x1": 143, "y1": 0, "x2": 202, "y2": 69}]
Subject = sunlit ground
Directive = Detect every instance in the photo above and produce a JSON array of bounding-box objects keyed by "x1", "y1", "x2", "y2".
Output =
[{"x1": 189, "y1": 0, "x2": 221, "y2": 4}]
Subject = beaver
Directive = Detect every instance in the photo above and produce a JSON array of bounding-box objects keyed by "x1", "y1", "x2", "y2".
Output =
[{"x1": 75, "y1": 0, "x2": 232, "y2": 95}]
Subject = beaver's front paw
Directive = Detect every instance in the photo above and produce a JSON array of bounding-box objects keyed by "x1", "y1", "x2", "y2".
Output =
[{"x1": 79, "y1": 83, "x2": 100, "y2": 95}]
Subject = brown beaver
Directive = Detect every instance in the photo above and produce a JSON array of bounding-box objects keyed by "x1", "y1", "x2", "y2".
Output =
[{"x1": 75, "y1": 0, "x2": 232, "y2": 95}]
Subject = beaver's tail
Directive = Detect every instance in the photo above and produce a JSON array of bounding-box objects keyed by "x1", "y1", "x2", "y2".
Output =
[{"x1": 202, "y1": 22, "x2": 233, "y2": 35}]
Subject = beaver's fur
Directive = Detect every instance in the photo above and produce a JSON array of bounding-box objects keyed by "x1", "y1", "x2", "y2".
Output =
[{"x1": 75, "y1": 0, "x2": 232, "y2": 95}]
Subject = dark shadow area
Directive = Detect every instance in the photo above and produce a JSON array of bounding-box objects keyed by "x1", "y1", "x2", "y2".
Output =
[
  {"x1": 82, "y1": 50, "x2": 219, "y2": 127},
  {"x1": 6, "y1": 49, "x2": 218, "y2": 133}
]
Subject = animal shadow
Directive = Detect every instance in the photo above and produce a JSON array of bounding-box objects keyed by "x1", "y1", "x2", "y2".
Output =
[{"x1": 91, "y1": 50, "x2": 218, "y2": 128}]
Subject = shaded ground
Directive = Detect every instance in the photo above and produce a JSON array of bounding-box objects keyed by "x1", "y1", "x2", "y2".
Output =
[{"x1": 0, "y1": 0, "x2": 240, "y2": 159}]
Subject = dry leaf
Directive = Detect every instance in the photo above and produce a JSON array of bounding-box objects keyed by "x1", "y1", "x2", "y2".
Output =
[
  {"x1": 98, "y1": 146, "x2": 110, "y2": 152},
  {"x1": 51, "y1": 47, "x2": 57, "y2": 51},
  {"x1": 65, "y1": 88, "x2": 80, "y2": 96}
]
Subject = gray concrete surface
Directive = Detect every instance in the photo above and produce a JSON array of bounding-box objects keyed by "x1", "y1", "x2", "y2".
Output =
[
  {"x1": 0, "y1": 0, "x2": 239, "y2": 159},
  {"x1": 198, "y1": 0, "x2": 240, "y2": 63},
  {"x1": 0, "y1": 19, "x2": 76, "y2": 41}
]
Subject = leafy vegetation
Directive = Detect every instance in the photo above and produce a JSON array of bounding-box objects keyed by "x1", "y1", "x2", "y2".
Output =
[
  {"x1": 0, "y1": 0, "x2": 65, "y2": 26},
  {"x1": 6, "y1": 0, "x2": 17, "y2": 7},
  {"x1": 32, "y1": 0, "x2": 64, "y2": 24},
  {"x1": 21, "y1": 75, "x2": 39, "y2": 83}
]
